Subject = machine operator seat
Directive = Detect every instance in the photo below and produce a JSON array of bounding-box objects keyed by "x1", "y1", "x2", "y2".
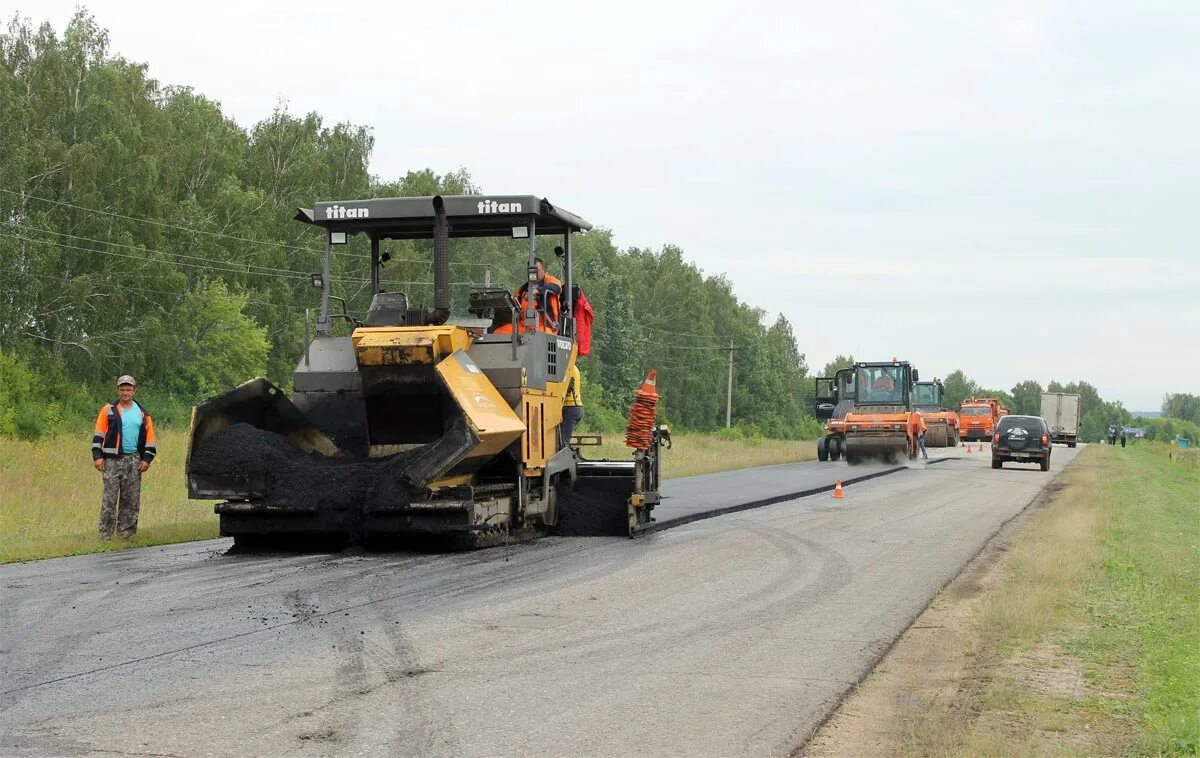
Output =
[{"x1": 364, "y1": 292, "x2": 409, "y2": 327}]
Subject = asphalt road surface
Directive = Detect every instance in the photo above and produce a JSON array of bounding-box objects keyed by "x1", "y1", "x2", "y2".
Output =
[{"x1": 1, "y1": 444, "x2": 1079, "y2": 757}]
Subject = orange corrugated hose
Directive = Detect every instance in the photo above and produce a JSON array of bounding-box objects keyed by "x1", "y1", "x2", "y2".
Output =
[{"x1": 624, "y1": 370, "x2": 659, "y2": 451}]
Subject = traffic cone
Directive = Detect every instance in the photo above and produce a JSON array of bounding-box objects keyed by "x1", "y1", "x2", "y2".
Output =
[
  {"x1": 977, "y1": 443, "x2": 984, "y2": 453},
  {"x1": 967, "y1": 443, "x2": 973, "y2": 454},
  {"x1": 832, "y1": 481, "x2": 844, "y2": 499},
  {"x1": 624, "y1": 370, "x2": 659, "y2": 451}
]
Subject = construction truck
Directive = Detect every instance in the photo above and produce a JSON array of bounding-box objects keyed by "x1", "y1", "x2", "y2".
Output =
[
  {"x1": 959, "y1": 397, "x2": 1003, "y2": 443},
  {"x1": 912, "y1": 379, "x2": 959, "y2": 447},
  {"x1": 1040, "y1": 392, "x2": 1081, "y2": 448},
  {"x1": 817, "y1": 361, "x2": 922, "y2": 464},
  {"x1": 814, "y1": 367, "x2": 855, "y2": 462},
  {"x1": 185, "y1": 194, "x2": 665, "y2": 548}
]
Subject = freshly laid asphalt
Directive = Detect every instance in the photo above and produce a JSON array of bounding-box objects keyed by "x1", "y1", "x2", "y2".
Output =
[{"x1": 0, "y1": 444, "x2": 1079, "y2": 757}]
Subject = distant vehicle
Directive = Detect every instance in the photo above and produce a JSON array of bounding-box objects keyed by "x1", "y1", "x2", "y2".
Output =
[
  {"x1": 1040, "y1": 392, "x2": 1080, "y2": 448},
  {"x1": 992, "y1": 415, "x2": 1052, "y2": 471},
  {"x1": 959, "y1": 397, "x2": 1003, "y2": 442},
  {"x1": 912, "y1": 379, "x2": 959, "y2": 447},
  {"x1": 814, "y1": 367, "x2": 856, "y2": 462}
]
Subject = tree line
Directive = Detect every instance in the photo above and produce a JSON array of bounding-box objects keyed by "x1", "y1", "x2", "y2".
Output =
[
  {"x1": 0, "y1": 12, "x2": 818, "y2": 440},
  {"x1": 2, "y1": 13, "x2": 1191, "y2": 446}
]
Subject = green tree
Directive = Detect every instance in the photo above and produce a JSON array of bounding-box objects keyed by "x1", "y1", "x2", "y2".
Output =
[
  {"x1": 942, "y1": 370, "x2": 979, "y2": 411},
  {"x1": 151, "y1": 279, "x2": 270, "y2": 399},
  {"x1": 1162, "y1": 393, "x2": 1200, "y2": 425},
  {"x1": 1, "y1": 10, "x2": 823, "y2": 440},
  {"x1": 819, "y1": 355, "x2": 855, "y2": 378},
  {"x1": 1010, "y1": 379, "x2": 1044, "y2": 416}
]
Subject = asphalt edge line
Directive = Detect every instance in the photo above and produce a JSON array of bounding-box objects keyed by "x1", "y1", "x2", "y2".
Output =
[
  {"x1": 642, "y1": 457, "x2": 953, "y2": 536},
  {"x1": 790, "y1": 452, "x2": 1083, "y2": 757}
]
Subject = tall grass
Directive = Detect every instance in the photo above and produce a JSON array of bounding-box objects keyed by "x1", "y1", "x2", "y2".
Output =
[
  {"x1": 586, "y1": 434, "x2": 815, "y2": 478},
  {"x1": 0, "y1": 428, "x2": 217, "y2": 563},
  {"x1": 1, "y1": 429, "x2": 813, "y2": 563},
  {"x1": 903, "y1": 444, "x2": 1200, "y2": 756}
]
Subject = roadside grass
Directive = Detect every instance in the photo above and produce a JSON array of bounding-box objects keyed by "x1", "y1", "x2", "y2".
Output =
[
  {"x1": 903, "y1": 444, "x2": 1200, "y2": 756},
  {"x1": 587, "y1": 434, "x2": 815, "y2": 478},
  {"x1": 0, "y1": 428, "x2": 216, "y2": 564},
  {"x1": 1, "y1": 429, "x2": 814, "y2": 564}
]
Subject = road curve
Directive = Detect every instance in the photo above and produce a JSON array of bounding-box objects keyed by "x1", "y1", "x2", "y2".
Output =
[{"x1": 1, "y1": 445, "x2": 1079, "y2": 757}]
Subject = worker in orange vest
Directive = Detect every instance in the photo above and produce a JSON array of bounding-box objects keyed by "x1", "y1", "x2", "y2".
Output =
[
  {"x1": 493, "y1": 257, "x2": 563, "y2": 335},
  {"x1": 917, "y1": 414, "x2": 928, "y2": 460}
]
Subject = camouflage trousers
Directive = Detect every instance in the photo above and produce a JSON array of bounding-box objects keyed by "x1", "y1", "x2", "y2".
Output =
[{"x1": 100, "y1": 454, "x2": 142, "y2": 539}]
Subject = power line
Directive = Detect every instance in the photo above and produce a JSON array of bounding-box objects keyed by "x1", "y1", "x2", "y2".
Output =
[
  {"x1": 0, "y1": 228, "x2": 384, "y2": 287},
  {"x1": 18, "y1": 271, "x2": 310, "y2": 312},
  {"x1": 1, "y1": 229, "x2": 318, "y2": 281},
  {"x1": 1, "y1": 220, "x2": 316, "y2": 279},
  {"x1": 2, "y1": 187, "x2": 497, "y2": 268},
  {"x1": 1, "y1": 186, "x2": 327, "y2": 256}
]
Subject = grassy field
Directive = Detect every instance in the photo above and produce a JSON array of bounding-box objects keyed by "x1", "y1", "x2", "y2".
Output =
[
  {"x1": 905, "y1": 443, "x2": 1199, "y2": 756},
  {"x1": 0, "y1": 428, "x2": 814, "y2": 564},
  {"x1": 0, "y1": 428, "x2": 217, "y2": 564},
  {"x1": 588, "y1": 433, "x2": 815, "y2": 479}
]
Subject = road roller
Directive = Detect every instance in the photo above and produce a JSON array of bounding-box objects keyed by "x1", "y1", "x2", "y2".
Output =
[
  {"x1": 840, "y1": 361, "x2": 922, "y2": 465},
  {"x1": 913, "y1": 379, "x2": 959, "y2": 447}
]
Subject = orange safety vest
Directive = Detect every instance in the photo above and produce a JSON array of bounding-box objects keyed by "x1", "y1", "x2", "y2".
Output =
[
  {"x1": 91, "y1": 401, "x2": 157, "y2": 463},
  {"x1": 494, "y1": 274, "x2": 563, "y2": 334}
]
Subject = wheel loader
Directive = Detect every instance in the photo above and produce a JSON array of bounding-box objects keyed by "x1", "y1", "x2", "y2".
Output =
[
  {"x1": 839, "y1": 361, "x2": 922, "y2": 465},
  {"x1": 184, "y1": 194, "x2": 664, "y2": 548},
  {"x1": 912, "y1": 379, "x2": 959, "y2": 447}
]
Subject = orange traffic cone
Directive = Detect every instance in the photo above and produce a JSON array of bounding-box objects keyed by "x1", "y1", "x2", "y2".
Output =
[
  {"x1": 832, "y1": 481, "x2": 844, "y2": 499},
  {"x1": 977, "y1": 443, "x2": 984, "y2": 453},
  {"x1": 624, "y1": 370, "x2": 660, "y2": 451},
  {"x1": 967, "y1": 443, "x2": 973, "y2": 454}
]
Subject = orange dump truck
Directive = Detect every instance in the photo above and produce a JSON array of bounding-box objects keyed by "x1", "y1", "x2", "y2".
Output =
[{"x1": 959, "y1": 397, "x2": 1004, "y2": 442}]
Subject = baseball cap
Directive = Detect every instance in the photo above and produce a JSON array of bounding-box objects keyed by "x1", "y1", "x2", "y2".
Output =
[{"x1": 117, "y1": 375, "x2": 137, "y2": 387}]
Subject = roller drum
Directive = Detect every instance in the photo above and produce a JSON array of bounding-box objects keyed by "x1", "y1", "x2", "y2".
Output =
[{"x1": 843, "y1": 433, "x2": 908, "y2": 465}]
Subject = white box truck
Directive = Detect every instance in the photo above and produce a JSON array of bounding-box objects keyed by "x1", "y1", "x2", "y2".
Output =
[{"x1": 1041, "y1": 392, "x2": 1081, "y2": 447}]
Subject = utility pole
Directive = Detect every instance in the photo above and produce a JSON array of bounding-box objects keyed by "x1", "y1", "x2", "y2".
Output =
[{"x1": 725, "y1": 340, "x2": 736, "y2": 428}]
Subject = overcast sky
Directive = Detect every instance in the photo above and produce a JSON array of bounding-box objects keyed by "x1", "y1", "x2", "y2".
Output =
[{"x1": 16, "y1": 1, "x2": 1199, "y2": 410}]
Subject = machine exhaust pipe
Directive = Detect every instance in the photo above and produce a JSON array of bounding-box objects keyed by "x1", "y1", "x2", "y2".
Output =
[{"x1": 431, "y1": 195, "x2": 450, "y2": 324}]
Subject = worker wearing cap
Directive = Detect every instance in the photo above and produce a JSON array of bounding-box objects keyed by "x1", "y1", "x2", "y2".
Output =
[
  {"x1": 91, "y1": 375, "x2": 156, "y2": 539},
  {"x1": 561, "y1": 362, "x2": 584, "y2": 445}
]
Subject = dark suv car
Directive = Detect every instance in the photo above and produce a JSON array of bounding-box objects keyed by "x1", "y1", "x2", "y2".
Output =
[{"x1": 992, "y1": 415, "x2": 1052, "y2": 471}]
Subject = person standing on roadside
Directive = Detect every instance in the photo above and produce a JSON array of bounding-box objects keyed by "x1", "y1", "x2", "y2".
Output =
[
  {"x1": 1120, "y1": 427, "x2": 1127, "y2": 448},
  {"x1": 917, "y1": 414, "x2": 929, "y2": 460},
  {"x1": 92, "y1": 375, "x2": 157, "y2": 539},
  {"x1": 561, "y1": 361, "x2": 584, "y2": 446}
]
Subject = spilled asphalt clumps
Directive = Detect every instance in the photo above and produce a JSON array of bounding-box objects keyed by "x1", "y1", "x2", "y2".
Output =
[{"x1": 190, "y1": 423, "x2": 418, "y2": 514}]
